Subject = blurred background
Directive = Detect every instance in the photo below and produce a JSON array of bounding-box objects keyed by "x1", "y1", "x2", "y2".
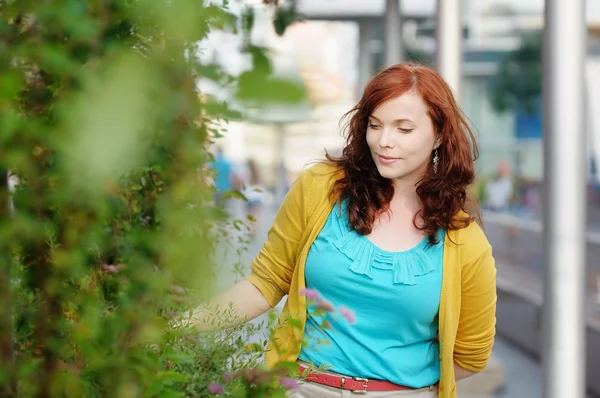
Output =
[
  {"x1": 13, "y1": 0, "x2": 600, "y2": 396},
  {"x1": 208, "y1": 0, "x2": 600, "y2": 397}
]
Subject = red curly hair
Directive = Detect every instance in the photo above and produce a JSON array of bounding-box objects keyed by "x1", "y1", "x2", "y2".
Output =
[{"x1": 326, "y1": 63, "x2": 480, "y2": 244}]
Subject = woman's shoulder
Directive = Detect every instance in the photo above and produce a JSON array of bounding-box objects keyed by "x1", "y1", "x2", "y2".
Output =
[
  {"x1": 448, "y1": 212, "x2": 492, "y2": 259},
  {"x1": 303, "y1": 161, "x2": 343, "y2": 177},
  {"x1": 297, "y1": 161, "x2": 344, "y2": 191}
]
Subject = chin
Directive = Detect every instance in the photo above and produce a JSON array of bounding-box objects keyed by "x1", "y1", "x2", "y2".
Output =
[{"x1": 375, "y1": 165, "x2": 402, "y2": 180}]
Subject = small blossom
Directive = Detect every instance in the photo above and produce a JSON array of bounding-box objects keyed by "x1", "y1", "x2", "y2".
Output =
[
  {"x1": 280, "y1": 377, "x2": 301, "y2": 390},
  {"x1": 169, "y1": 284, "x2": 185, "y2": 295},
  {"x1": 338, "y1": 306, "x2": 356, "y2": 324},
  {"x1": 102, "y1": 264, "x2": 119, "y2": 273},
  {"x1": 102, "y1": 263, "x2": 125, "y2": 274},
  {"x1": 207, "y1": 383, "x2": 224, "y2": 395},
  {"x1": 317, "y1": 299, "x2": 334, "y2": 312},
  {"x1": 300, "y1": 288, "x2": 320, "y2": 300}
]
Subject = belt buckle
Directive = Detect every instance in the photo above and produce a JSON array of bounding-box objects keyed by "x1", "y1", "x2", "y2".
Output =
[{"x1": 352, "y1": 377, "x2": 368, "y2": 394}]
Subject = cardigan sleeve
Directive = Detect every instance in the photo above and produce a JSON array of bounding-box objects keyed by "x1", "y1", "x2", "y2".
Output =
[
  {"x1": 245, "y1": 168, "x2": 312, "y2": 307},
  {"x1": 453, "y1": 227, "x2": 497, "y2": 372}
]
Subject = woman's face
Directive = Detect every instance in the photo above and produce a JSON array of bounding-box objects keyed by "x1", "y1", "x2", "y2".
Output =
[{"x1": 366, "y1": 91, "x2": 439, "y2": 184}]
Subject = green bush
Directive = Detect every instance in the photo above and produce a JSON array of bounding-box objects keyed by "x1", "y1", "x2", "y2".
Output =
[{"x1": 0, "y1": 0, "x2": 304, "y2": 396}]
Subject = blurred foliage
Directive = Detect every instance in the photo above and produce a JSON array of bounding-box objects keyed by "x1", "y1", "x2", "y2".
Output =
[
  {"x1": 0, "y1": 0, "x2": 304, "y2": 396},
  {"x1": 488, "y1": 32, "x2": 542, "y2": 114}
]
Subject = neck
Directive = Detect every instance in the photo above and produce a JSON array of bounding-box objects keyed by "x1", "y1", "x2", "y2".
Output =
[{"x1": 390, "y1": 177, "x2": 421, "y2": 210}]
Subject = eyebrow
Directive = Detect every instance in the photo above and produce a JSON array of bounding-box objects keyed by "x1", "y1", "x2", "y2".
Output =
[{"x1": 369, "y1": 115, "x2": 415, "y2": 124}]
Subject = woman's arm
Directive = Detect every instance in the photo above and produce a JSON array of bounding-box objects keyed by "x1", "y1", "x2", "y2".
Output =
[
  {"x1": 454, "y1": 363, "x2": 477, "y2": 381},
  {"x1": 454, "y1": 225, "x2": 497, "y2": 373},
  {"x1": 178, "y1": 167, "x2": 313, "y2": 331},
  {"x1": 181, "y1": 280, "x2": 272, "y2": 332},
  {"x1": 430, "y1": 363, "x2": 476, "y2": 394}
]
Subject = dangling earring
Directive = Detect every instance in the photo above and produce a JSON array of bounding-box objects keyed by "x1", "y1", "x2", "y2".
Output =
[{"x1": 433, "y1": 149, "x2": 439, "y2": 175}]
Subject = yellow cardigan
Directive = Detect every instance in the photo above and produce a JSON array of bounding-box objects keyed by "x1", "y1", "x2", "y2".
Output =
[{"x1": 246, "y1": 162, "x2": 497, "y2": 398}]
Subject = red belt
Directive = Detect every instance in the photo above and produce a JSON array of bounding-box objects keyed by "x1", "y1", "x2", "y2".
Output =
[{"x1": 297, "y1": 365, "x2": 413, "y2": 393}]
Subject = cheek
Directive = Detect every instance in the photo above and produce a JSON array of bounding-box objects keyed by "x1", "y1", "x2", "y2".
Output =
[
  {"x1": 402, "y1": 138, "x2": 434, "y2": 164},
  {"x1": 365, "y1": 130, "x2": 377, "y2": 149},
  {"x1": 406, "y1": 133, "x2": 435, "y2": 154}
]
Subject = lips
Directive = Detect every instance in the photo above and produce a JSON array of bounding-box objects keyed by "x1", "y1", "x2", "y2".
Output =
[{"x1": 377, "y1": 154, "x2": 399, "y2": 165}]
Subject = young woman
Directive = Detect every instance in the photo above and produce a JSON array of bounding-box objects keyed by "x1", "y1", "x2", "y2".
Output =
[{"x1": 188, "y1": 63, "x2": 496, "y2": 398}]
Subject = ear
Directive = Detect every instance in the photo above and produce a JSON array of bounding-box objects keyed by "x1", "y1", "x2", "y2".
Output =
[{"x1": 433, "y1": 135, "x2": 442, "y2": 151}]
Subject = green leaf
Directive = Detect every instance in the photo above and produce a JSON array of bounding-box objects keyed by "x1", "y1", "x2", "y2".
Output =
[{"x1": 287, "y1": 318, "x2": 302, "y2": 329}]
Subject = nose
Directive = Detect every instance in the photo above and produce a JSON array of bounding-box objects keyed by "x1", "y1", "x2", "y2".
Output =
[{"x1": 378, "y1": 128, "x2": 394, "y2": 148}]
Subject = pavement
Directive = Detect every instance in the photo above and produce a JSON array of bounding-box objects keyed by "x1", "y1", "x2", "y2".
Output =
[
  {"x1": 483, "y1": 210, "x2": 600, "y2": 320},
  {"x1": 213, "y1": 200, "x2": 546, "y2": 398}
]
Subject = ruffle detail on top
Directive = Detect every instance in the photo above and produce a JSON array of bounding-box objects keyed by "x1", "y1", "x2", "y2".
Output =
[{"x1": 331, "y1": 206, "x2": 443, "y2": 285}]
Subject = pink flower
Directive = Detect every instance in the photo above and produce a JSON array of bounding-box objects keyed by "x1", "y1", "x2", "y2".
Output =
[
  {"x1": 338, "y1": 306, "x2": 356, "y2": 324},
  {"x1": 280, "y1": 377, "x2": 301, "y2": 390},
  {"x1": 317, "y1": 299, "x2": 334, "y2": 312},
  {"x1": 170, "y1": 284, "x2": 185, "y2": 295},
  {"x1": 102, "y1": 264, "x2": 119, "y2": 273},
  {"x1": 300, "y1": 288, "x2": 320, "y2": 300},
  {"x1": 208, "y1": 383, "x2": 224, "y2": 395},
  {"x1": 102, "y1": 263, "x2": 125, "y2": 274}
]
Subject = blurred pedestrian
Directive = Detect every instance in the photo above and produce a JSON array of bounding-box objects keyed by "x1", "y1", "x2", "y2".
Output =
[
  {"x1": 484, "y1": 161, "x2": 513, "y2": 212},
  {"x1": 183, "y1": 63, "x2": 496, "y2": 398},
  {"x1": 210, "y1": 146, "x2": 245, "y2": 217},
  {"x1": 242, "y1": 158, "x2": 267, "y2": 237},
  {"x1": 210, "y1": 147, "x2": 233, "y2": 208}
]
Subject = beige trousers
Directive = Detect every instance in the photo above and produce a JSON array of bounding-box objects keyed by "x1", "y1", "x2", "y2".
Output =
[
  {"x1": 288, "y1": 380, "x2": 438, "y2": 398},
  {"x1": 289, "y1": 362, "x2": 438, "y2": 398}
]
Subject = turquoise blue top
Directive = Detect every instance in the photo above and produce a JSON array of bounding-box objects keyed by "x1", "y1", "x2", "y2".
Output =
[{"x1": 298, "y1": 202, "x2": 444, "y2": 388}]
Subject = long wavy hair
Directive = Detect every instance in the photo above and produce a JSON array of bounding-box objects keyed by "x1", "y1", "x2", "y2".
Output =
[{"x1": 326, "y1": 63, "x2": 480, "y2": 244}]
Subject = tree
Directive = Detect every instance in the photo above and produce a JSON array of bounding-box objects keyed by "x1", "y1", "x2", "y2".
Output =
[
  {"x1": 0, "y1": 0, "x2": 303, "y2": 396},
  {"x1": 488, "y1": 32, "x2": 542, "y2": 115}
]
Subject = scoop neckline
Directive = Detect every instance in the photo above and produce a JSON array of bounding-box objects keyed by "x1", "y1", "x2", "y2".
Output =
[{"x1": 362, "y1": 234, "x2": 430, "y2": 256}]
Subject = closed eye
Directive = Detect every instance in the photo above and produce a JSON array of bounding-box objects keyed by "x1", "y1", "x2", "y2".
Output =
[
  {"x1": 399, "y1": 128, "x2": 413, "y2": 133},
  {"x1": 369, "y1": 124, "x2": 381, "y2": 129}
]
